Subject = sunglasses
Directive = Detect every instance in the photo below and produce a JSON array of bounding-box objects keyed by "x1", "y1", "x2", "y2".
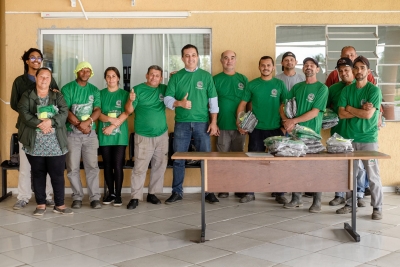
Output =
[{"x1": 29, "y1": 56, "x2": 43, "y2": 62}]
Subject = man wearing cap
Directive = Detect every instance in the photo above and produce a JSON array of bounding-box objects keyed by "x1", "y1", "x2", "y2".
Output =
[
  {"x1": 237, "y1": 56, "x2": 288, "y2": 204},
  {"x1": 213, "y1": 50, "x2": 248, "y2": 199},
  {"x1": 61, "y1": 62, "x2": 102, "y2": 209},
  {"x1": 276, "y1": 52, "x2": 305, "y2": 91},
  {"x1": 10, "y1": 48, "x2": 57, "y2": 210},
  {"x1": 336, "y1": 56, "x2": 383, "y2": 220},
  {"x1": 325, "y1": 46, "x2": 375, "y2": 87},
  {"x1": 164, "y1": 44, "x2": 220, "y2": 204},
  {"x1": 280, "y1": 57, "x2": 328, "y2": 213}
]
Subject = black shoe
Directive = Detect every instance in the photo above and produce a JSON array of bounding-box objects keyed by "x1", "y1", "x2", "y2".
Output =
[
  {"x1": 71, "y1": 200, "x2": 82, "y2": 209},
  {"x1": 127, "y1": 199, "x2": 139, "y2": 210},
  {"x1": 234, "y1": 192, "x2": 246, "y2": 198},
  {"x1": 147, "y1": 194, "x2": 161, "y2": 205},
  {"x1": 90, "y1": 200, "x2": 102, "y2": 209},
  {"x1": 365, "y1": 187, "x2": 371, "y2": 196},
  {"x1": 205, "y1": 193, "x2": 219, "y2": 204},
  {"x1": 271, "y1": 192, "x2": 277, "y2": 197},
  {"x1": 113, "y1": 196, "x2": 122, "y2": 207},
  {"x1": 103, "y1": 194, "x2": 115, "y2": 205},
  {"x1": 165, "y1": 192, "x2": 182, "y2": 205}
]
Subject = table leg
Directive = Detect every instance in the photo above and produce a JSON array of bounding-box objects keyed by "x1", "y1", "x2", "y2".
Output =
[
  {"x1": 344, "y1": 159, "x2": 360, "y2": 242},
  {"x1": 0, "y1": 168, "x2": 13, "y2": 202},
  {"x1": 200, "y1": 160, "x2": 206, "y2": 243}
]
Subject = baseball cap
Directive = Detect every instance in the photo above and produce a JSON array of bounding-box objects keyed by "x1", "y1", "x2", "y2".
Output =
[
  {"x1": 353, "y1": 55, "x2": 370, "y2": 69},
  {"x1": 74, "y1": 61, "x2": 94, "y2": 78},
  {"x1": 336, "y1": 57, "x2": 353, "y2": 69},
  {"x1": 303, "y1": 57, "x2": 319, "y2": 68},
  {"x1": 281, "y1": 52, "x2": 296, "y2": 71}
]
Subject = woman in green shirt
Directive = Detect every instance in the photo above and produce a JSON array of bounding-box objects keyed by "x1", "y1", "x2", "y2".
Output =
[
  {"x1": 98, "y1": 67, "x2": 129, "y2": 206},
  {"x1": 18, "y1": 67, "x2": 71, "y2": 216}
]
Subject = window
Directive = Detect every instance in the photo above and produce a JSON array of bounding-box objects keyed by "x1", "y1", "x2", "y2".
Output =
[
  {"x1": 40, "y1": 29, "x2": 212, "y2": 90},
  {"x1": 276, "y1": 25, "x2": 400, "y2": 121}
]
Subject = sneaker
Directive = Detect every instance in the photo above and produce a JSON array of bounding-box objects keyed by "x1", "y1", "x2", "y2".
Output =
[
  {"x1": 372, "y1": 208, "x2": 382, "y2": 220},
  {"x1": 33, "y1": 208, "x2": 46, "y2": 216},
  {"x1": 165, "y1": 192, "x2": 183, "y2": 205},
  {"x1": 13, "y1": 200, "x2": 28, "y2": 210},
  {"x1": 205, "y1": 193, "x2": 219, "y2": 204},
  {"x1": 275, "y1": 195, "x2": 288, "y2": 204},
  {"x1": 329, "y1": 196, "x2": 345, "y2": 206},
  {"x1": 127, "y1": 199, "x2": 139, "y2": 210},
  {"x1": 90, "y1": 200, "x2": 102, "y2": 209},
  {"x1": 53, "y1": 206, "x2": 74, "y2": 215},
  {"x1": 103, "y1": 194, "x2": 115, "y2": 205},
  {"x1": 358, "y1": 198, "x2": 367, "y2": 207},
  {"x1": 113, "y1": 196, "x2": 122, "y2": 207},
  {"x1": 239, "y1": 194, "x2": 255, "y2": 203},
  {"x1": 71, "y1": 200, "x2": 82, "y2": 209},
  {"x1": 364, "y1": 187, "x2": 371, "y2": 196},
  {"x1": 46, "y1": 199, "x2": 55, "y2": 207},
  {"x1": 336, "y1": 205, "x2": 357, "y2": 214},
  {"x1": 147, "y1": 194, "x2": 161, "y2": 205},
  {"x1": 218, "y1": 192, "x2": 229, "y2": 198}
]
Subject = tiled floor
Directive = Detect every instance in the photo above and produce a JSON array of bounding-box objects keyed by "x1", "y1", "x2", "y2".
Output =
[{"x1": 1, "y1": 192, "x2": 400, "y2": 266}]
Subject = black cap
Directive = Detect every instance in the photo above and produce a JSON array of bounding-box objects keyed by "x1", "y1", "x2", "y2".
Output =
[
  {"x1": 336, "y1": 57, "x2": 353, "y2": 69},
  {"x1": 303, "y1": 57, "x2": 319, "y2": 68},
  {"x1": 353, "y1": 55, "x2": 370, "y2": 69},
  {"x1": 281, "y1": 52, "x2": 296, "y2": 71}
]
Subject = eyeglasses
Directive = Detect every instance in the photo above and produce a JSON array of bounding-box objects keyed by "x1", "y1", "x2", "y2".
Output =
[{"x1": 29, "y1": 56, "x2": 43, "y2": 62}]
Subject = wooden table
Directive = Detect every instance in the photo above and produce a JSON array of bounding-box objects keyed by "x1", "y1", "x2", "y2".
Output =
[{"x1": 172, "y1": 151, "x2": 390, "y2": 243}]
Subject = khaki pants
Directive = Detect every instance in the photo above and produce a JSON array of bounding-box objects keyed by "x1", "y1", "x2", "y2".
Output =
[{"x1": 130, "y1": 132, "x2": 168, "y2": 200}]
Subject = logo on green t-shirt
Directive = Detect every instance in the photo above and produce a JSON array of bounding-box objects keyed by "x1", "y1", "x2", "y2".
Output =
[
  {"x1": 88, "y1": 95, "x2": 94, "y2": 102},
  {"x1": 159, "y1": 93, "x2": 164, "y2": 102},
  {"x1": 307, "y1": 93, "x2": 315, "y2": 103},
  {"x1": 238, "y1": 83, "x2": 244, "y2": 90},
  {"x1": 116, "y1": 100, "x2": 121, "y2": 108},
  {"x1": 196, "y1": 81, "x2": 203, "y2": 89},
  {"x1": 270, "y1": 89, "x2": 277, "y2": 97}
]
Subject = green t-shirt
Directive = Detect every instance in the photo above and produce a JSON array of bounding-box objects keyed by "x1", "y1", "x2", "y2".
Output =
[
  {"x1": 61, "y1": 80, "x2": 101, "y2": 132},
  {"x1": 165, "y1": 68, "x2": 218, "y2": 122},
  {"x1": 338, "y1": 82, "x2": 382, "y2": 143},
  {"x1": 287, "y1": 81, "x2": 328, "y2": 134},
  {"x1": 98, "y1": 88, "x2": 129, "y2": 146},
  {"x1": 213, "y1": 72, "x2": 248, "y2": 130},
  {"x1": 132, "y1": 83, "x2": 168, "y2": 137},
  {"x1": 242, "y1": 77, "x2": 288, "y2": 130},
  {"x1": 328, "y1": 80, "x2": 355, "y2": 136}
]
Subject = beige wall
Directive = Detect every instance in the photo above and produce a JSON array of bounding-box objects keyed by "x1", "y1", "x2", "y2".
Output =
[{"x1": 2, "y1": 1, "x2": 400, "y2": 188}]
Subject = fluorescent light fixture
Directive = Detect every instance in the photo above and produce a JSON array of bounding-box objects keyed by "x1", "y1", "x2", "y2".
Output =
[{"x1": 41, "y1": 11, "x2": 190, "y2": 19}]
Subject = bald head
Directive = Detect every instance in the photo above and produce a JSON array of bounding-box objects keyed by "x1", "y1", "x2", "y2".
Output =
[
  {"x1": 220, "y1": 50, "x2": 237, "y2": 74},
  {"x1": 341, "y1": 46, "x2": 357, "y2": 62}
]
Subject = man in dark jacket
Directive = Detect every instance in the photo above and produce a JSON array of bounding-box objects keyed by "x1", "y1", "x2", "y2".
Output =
[{"x1": 10, "y1": 48, "x2": 58, "y2": 210}]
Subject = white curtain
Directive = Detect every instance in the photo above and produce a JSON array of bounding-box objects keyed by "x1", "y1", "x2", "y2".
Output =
[
  {"x1": 130, "y1": 34, "x2": 163, "y2": 87},
  {"x1": 53, "y1": 34, "x2": 123, "y2": 89}
]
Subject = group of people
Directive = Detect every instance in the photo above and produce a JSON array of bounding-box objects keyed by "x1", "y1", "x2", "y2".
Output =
[{"x1": 10, "y1": 44, "x2": 383, "y2": 220}]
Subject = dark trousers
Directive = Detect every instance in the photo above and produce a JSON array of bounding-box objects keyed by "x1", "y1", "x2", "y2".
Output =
[
  {"x1": 100, "y1": 145, "x2": 126, "y2": 197},
  {"x1": 248, "y1": 128, "x2": 284, "y2": 196},
  {"x1": 26, "y1": 154, "x2": 66, "y2": 206}
]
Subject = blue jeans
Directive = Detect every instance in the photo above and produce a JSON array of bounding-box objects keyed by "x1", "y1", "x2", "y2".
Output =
[
  {"x1": 335, "y1": 160, "x2": 368, "y2": 198},
  {"x1": 172, "y1": 122, "x2": 211, "y2": 195}
]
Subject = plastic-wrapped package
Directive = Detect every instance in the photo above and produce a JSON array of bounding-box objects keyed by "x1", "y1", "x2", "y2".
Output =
[
  {"x1": 266, "y1": 138, "x2": 307, "y2": 157},
  {"x1": 71, "y1": 102, "x2": 93, "y2": 133},
  {"x1": 284, "y1": 97, "x2": 297, "y2": 119},
  {"x1": 102, "y1": 110, "x2": 122, "y2": 135},
  {"x1": 275, "y1": 147, "x2": 306, "y2": 157},
  {"x1": 322, "y1": 108, "x2": 339, "y2": 129},
  {"x1": 322, "y1": 121, "x2": 339, "y2": 129},
  {"x1": 326, "y1": 133, "x2": 354, "y2": 153},
  {"x1": 290, "y1": 124, "x2": 322, "y2": 140},
  {"x1": 305, "y1": 142, "x2": 325, "y2": 154},
  {"x1": 238, "y1": 111, "x2": 258, "y2": 133}
]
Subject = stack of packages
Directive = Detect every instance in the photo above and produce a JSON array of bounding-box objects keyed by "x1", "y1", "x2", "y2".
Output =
[
  {"x1": 290, "y1": 125, "x2": 325, "y2": 154},
  {"x1": 238, "y1": 111, "x2": 258, "y2": 133},
  {"x1": 264, "y1": 136, "x2": 307, "y2": 157},
  {"x1": 322, "y1": 108, "x2": 339, "y2": 129},
  {"x1": 326, "y1": 133, "x2": 354, "y2": 153}
]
